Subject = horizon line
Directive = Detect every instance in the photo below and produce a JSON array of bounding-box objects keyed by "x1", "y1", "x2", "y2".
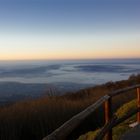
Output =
[{"x1": 0, "y1": 57, "x2": 140, "y2": 61}]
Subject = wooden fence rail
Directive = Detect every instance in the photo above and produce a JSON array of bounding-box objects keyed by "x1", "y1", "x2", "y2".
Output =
[{"x1": 42, "y1": 84, "x2": 140, "y2": 140}]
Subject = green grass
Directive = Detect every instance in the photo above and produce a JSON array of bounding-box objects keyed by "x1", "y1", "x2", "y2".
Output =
[
  {"x1": 77, "y1": 100, "x2": 137, "y2": 140},
  {"x1": 78, "y1": 130, "x2": 100, "y2": 140}
]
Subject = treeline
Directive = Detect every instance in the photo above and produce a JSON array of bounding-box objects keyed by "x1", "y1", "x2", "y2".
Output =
[{"x1": 0, "y1": 74, "x2": 140, "y2": 140}]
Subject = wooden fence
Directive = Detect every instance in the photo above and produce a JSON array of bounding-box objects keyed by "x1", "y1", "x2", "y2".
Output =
[{"x1": 42, "y1": 84, "x2": 140, "y2": 140}]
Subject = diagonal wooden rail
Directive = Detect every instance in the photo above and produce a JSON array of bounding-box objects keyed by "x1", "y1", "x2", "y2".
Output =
[{"x1": 42, "y1": 84, "x2": 140, "y2": 140}]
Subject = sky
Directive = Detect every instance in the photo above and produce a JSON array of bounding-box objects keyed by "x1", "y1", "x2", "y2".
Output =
[{"x1": 0, "y1": 0, "x2": 140, "y2": 60}]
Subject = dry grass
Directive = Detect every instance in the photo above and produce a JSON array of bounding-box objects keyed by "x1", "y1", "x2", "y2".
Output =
[
  {"x1": 0, "y1": 96, "x2": 99, "y2": 140},
  {"x1": 0, "y1": 74, "x2": 139, "y2": 140}
]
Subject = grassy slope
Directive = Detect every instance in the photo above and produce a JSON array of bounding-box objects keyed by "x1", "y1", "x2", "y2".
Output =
[
  {"x1": 78, "y1": 100, "x2": 137, "y2": 140},
  {"x1": 0, "y1": 74, "x2": 139, "y2": 140}
]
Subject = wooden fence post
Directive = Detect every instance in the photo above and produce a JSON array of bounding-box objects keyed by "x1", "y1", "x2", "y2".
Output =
[
  {"x1": 137, "y1": 88, "x2": 140, "y2": 123},
  {"x1": 104, "y1": 97, "x2": 112, "y2": 140}
]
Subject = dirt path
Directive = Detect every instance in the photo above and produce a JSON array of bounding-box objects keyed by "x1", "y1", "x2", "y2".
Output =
[{"x1": 121, "y1": 125, "x2": 140, "y2": 140}]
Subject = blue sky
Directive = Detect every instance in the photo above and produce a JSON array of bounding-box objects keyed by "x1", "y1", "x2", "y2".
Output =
[{"x1": 0, "y1": 0, "x2": 140, "y2": 60}]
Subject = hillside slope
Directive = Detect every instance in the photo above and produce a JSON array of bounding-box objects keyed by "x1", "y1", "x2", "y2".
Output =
[
  {"x1": 0, "y1": 74, "x2": 139, "y2": 140},
  {"x1": 78, "y1": 100, "x2": 137, "y2": 140}
]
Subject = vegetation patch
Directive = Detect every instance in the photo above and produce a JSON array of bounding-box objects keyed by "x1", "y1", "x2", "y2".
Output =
[
  {"x1": 77, "y1": 100, "x2": 137, "y2": 140},
  {"x1": 0, "y1": 74, "x2": 139, "y2": 140}
]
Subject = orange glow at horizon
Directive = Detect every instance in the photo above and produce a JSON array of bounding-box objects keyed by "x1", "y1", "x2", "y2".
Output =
[{"x1": 0, "y1": 33, "x2": 140, "y2": 60}]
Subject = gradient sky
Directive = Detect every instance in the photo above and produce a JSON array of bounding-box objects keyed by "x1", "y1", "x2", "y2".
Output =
[{"x1": 0, "y1": 0, "x2": 140, "y2": 60}]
